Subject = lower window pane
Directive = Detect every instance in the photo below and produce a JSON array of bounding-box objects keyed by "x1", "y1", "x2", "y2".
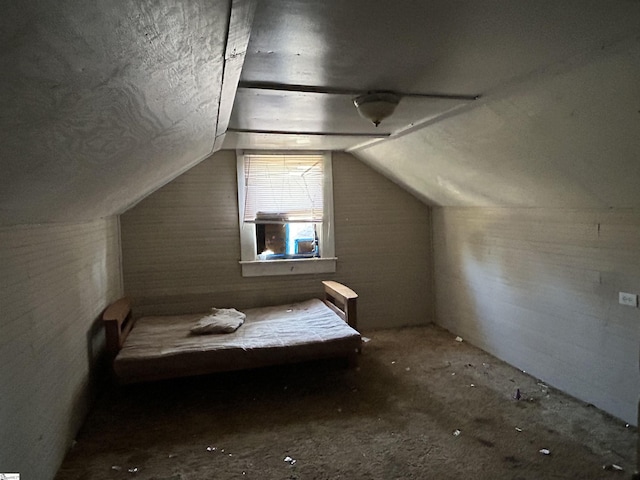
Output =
[{"x1": 256, "y1": 223, "x2": 319, "y2": 259}]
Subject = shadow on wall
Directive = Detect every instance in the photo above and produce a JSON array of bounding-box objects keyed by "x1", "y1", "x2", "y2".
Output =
[
  {"x1": 86, "y1": 312, "x2": 111, "y2": 394},
  {"x1": 434, "y1": 208, "x2": 640, "y2": 424},
  {"x1": 433, "y1": 212, "x2": 486, "y2": 345},
  {"x1": 56, "y1": 310, "x2": 113, "y2": 462}
]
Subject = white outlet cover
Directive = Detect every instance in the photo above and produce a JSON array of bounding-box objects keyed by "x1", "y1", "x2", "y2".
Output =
[{"x1": 619, "y1": 292, "x2": 638, "y2": 307}]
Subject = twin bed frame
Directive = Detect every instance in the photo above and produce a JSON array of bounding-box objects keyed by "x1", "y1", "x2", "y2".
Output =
[{"x1": 103, "y1": 281, "x2": 360, "y2": 384}]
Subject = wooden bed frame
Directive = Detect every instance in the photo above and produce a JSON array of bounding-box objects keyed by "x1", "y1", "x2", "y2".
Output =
[{"x1": 103, "y1": 280, "x2": 359, "y2": 364}]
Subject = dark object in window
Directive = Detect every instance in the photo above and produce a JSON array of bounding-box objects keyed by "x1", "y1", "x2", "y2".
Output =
[
  {"x1": 256, "y1": 223, "x2": 286, "y2": 256},
  {"x1": 295, "y1": 238, "x2": 316, "y2": 254}
]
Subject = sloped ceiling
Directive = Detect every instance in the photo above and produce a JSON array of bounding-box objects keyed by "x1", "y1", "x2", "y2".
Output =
[
  {"x1": 226, "y1": 0, "x2": 640, "y2": 209},
  {"x1": 2, "y1": 1, "x2": 640, "y2": 226},
  {"x1": 355, "y1": 37, "x2": 640, "y2": 207},
  {"x1": 0, "y1": 0, "x2": 241, "y2": 226}
]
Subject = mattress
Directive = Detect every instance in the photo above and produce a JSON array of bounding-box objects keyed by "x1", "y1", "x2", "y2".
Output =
[{"x1": 113, "y1": 298, "x2": 361, "y2": 383}]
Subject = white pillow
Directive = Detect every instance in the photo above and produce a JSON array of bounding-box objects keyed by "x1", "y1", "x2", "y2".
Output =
[{"x1": 190, "y1": 308, "x2": 246, "y2": 335}]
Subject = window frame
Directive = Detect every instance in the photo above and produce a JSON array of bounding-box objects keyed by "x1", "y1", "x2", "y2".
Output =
[{"x1": 236, "y1": 150, "x2": 336, "y2": 277}]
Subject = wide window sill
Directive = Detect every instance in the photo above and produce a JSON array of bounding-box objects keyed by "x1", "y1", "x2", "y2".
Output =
[{"x1": 240, "y1": 257, "x2": 337, "y2": 277}]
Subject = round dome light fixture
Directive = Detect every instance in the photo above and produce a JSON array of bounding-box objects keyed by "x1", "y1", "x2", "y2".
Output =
[{"x1": 353, "y1": 92, "x2": 401, "y2": 127}]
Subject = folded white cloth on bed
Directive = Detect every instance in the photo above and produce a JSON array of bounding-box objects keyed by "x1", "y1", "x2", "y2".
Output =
[{"x1": 190, "y1": 308, "x2": 246, "y2": 335}]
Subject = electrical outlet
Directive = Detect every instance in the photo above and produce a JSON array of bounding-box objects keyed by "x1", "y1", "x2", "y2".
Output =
[{"x1": 619, "y1": 292, "x2": 638, "y2": 307}]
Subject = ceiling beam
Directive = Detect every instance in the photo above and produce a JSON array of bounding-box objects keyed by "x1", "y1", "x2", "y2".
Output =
[
  {"x1": 227, "y1": 128, "x2": 391, "y2": 138},
  {"x1": 215, "y1": 0, "x2": 257, "y2": 143},
  {"x1": 237, "y1": 81, "x2": 480, "y2": 102}
]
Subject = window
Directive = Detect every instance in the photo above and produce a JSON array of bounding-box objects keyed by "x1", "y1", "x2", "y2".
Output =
[{"x1": 237, "y1": 152, "x2": 336, "y2": 277}]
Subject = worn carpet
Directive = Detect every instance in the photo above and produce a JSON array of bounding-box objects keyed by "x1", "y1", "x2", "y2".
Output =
[{"x1": 56, "y1": 324, "x2": 636, "y2": 479}]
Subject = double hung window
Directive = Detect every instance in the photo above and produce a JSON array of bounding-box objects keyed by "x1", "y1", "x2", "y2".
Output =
[{"x1": 236, "y1": 152, "x2": 336, "y2": 277}]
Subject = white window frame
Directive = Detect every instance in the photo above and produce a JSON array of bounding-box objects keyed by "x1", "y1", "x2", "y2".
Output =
[{"x1": 236, "y1": 151, "x2": 337, "y2": 277}]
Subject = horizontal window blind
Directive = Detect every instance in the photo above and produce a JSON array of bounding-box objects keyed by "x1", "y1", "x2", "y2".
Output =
[{"x1": 243, "y1": 154, "x2": 324, "y2": 223}]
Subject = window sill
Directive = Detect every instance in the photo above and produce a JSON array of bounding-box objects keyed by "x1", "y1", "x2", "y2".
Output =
[{"x1": 239, "y1": 257, "x2": 337, "y2": 277}]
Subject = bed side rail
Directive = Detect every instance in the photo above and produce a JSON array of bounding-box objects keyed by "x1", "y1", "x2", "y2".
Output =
[
  {"x1": 102, "y1": 297, "x2": 134, "y2": 357},
  {"x1": 322, "y1": 281, "x2": 358, "y2": 330}
]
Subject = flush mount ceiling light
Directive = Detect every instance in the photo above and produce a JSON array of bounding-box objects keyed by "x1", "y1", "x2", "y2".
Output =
[{"x1": 353, "y1": 92, "x2": 401, "y2": 127}]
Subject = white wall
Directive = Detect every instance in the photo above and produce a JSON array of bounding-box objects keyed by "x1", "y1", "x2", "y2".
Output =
[
  {"x1": 121, "y1": 151, "x2": 433, "y2": 330},
  {"x1": 0, "y1": 218, "x2": 122, "y2": 479},
  {"x1": 433, "y1": 207, "x2": 640, "y2": 424}
]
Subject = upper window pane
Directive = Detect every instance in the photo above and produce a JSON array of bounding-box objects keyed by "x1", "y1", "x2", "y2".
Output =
[{"x1": 243, "y1": 154, "x2": 324, "y2": 223}]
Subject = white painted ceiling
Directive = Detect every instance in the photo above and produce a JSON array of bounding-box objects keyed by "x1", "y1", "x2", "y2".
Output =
[{"x1": 2, "y1": 0, "x2": 640, "y2": 225}]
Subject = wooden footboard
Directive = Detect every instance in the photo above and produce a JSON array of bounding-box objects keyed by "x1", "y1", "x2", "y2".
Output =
[
  {"x1": 322, "y1": 280, "x2": 358, "y2": 330},
  {"x1": 102, "y1": 296, "x2": 134, "y2": 358}
]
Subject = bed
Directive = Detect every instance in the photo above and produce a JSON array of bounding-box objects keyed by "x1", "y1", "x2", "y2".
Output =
[{"x1": 103, "y1": 281, "x2": 361, "y2": 384}]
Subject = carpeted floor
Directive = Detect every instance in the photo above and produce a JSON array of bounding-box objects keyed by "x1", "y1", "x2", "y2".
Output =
[{"x1": 56, "y1": 324, "x2": 637, "y2": 479}]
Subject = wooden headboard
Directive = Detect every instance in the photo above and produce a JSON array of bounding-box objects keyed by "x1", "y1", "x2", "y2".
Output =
[{"x1": 322, "y1": 280, "x2": 358, "y2": 330}]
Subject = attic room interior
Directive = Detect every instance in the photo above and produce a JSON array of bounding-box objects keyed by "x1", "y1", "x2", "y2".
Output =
[{"x1": 2, "y1": 0, "x2": 640, "y2": 478}]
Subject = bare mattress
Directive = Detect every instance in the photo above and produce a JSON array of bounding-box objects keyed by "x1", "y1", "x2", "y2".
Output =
[{"x1": 113, "y1": 298, "x2": 361, "y2": 384}]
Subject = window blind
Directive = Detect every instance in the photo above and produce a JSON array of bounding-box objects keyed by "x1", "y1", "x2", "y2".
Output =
[{"x1": 243, "y1": 154, "x2": 324, "y2": 224}]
